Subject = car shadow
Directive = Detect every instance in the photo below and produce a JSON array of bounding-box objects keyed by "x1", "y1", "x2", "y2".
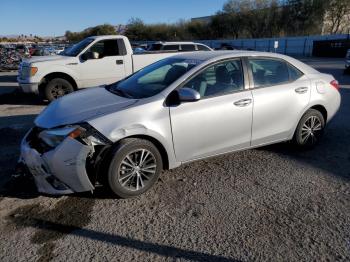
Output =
[
  {"x1": 0, "y1": 90, "x2": 45, "y2": 105},
  {"x1": 257, "y1": 87, "x2": 350, "y2": 182},
  {"x1": 7, "y1": 207, "x2": 238, "y2": 262},
  {"x1": 0, "y1": 73, "x2": 17, "y2": 83}
]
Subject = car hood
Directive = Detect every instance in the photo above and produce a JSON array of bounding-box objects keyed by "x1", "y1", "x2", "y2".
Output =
[
  {"x1": 23, "y1": 55, "x2": 74, "y2": 64},
  {"x1": 35, "y1": 87, "x2": 137, "y2": 129}
]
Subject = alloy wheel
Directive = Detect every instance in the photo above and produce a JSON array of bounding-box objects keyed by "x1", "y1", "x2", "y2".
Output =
[
  {"x1": 117, "y1": 149, "x2": 157, "y2": 191},
  {"x1": 51, "y1": 83, "x2": 71, "y2": 98},
  {"x1": 301, "y1": 115, "x2": 323, "y2": 145}
]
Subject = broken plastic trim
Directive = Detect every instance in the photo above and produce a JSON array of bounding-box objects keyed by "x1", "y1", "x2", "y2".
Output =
[{"x1": 78, "y1": 122, "x2": 112, "y2": 145}]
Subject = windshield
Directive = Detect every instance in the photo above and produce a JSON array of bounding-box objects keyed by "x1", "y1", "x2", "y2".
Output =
[
  {"x1": 62, "y1": 38, "x2": 94, "y2": 56},
  {"x1": 109, "y1": 58, "x2": 202, "y2": 99}
]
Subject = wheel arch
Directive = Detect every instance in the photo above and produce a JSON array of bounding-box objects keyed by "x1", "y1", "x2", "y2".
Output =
[
  {"x1": 309, "y1": 104, "x2": 328, "y2": 122},
  {"x1": 39, "y1": 72, "x2": 78, "y2": 94},
  {"x1": 126, "y1": 135, "x2": 170, "y2": 170},
  {"x1": 291, "y1": 104, "x2": 328, "y2": 140}
]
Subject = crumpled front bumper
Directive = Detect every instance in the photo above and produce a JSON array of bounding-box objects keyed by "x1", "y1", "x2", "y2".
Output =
[{"x1": 19, "y1": 129, "x2": 95, "y2": 195}]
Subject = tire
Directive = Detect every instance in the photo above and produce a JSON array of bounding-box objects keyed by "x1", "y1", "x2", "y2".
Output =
[
  {"x1": 44, "y1": 78, "x2": 74, "y2": 102},
  {"x1": 107, "y1": 138, "x2": 163, "y2": 198},
  {"x1": 293, "y1": 109, "x2": 325, "y2": 148}
]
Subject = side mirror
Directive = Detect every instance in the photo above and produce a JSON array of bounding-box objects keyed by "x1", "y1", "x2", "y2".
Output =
[
  {"x1": 178, "y1": 87, "x2": 200, "y2": 102},
  {"x1": 82, "y1": 51, "x2": 99, "y2": 60}
]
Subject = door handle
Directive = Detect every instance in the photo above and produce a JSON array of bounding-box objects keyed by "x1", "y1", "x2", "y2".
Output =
[
  {"x1": 234, "y1": 98, "x2": 252, "y2": 107},
  {"x1": 295, "y1": 87, "x2": 308, "y2": 94},
  {"x1": 116, "y1": 60, "x2": 124, "y2": 65}
]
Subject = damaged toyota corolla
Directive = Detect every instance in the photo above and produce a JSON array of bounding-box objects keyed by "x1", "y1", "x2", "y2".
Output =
[{"x1": 18, "y1": 51, "x2": 341, "y2": 198}]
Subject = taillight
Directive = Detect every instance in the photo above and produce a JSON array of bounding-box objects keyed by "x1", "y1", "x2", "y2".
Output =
[{"x1": 330, "y1": 80, "x2": 339, "y2": 90}]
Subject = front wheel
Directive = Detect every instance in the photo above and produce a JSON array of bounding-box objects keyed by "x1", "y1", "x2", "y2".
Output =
[
  {"x1": 107, "y1": 138, "x2": 163, "y2": 198},
  {"x1": 44, "y1": 78, "x2": 74, "y2": 102},
  {"x1": 293, "y1": 109, "x2": 325, "y2": 148}
]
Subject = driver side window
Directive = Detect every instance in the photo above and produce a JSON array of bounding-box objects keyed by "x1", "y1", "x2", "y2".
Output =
[
  {"x1": 87, "y1": 39, "x2": 120, "y2": 59},
  {"x1": 184, "y1": 59, "x2": 244, "y2": 98}
]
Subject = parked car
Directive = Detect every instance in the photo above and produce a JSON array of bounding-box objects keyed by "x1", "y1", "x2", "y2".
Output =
[
  {"x1": 148, "y1": 41, "x2": 212, "y2": 52},
  {"x1": 18, "y1": 51, "x2": 341, "y2": 198},
  {"x1": 214, "y1": 43, "x2": 239, "y2": 50},
  {"x1": 17, "y1": 35, "x2": 188, "y2": 101},
  {"x1": 345, "y1": 49, "x2": 350, "y2": 74}
]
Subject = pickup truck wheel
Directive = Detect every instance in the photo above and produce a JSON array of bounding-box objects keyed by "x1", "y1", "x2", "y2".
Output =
[
  {"x1": 107, "y1": 138, "x2": 163, "y2": 198},
  {"x1": 44, "y1": 78, "x2": 74, "y2": 101}
]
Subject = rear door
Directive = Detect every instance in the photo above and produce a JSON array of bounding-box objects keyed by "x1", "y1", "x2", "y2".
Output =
[
  {"x1": 79, "y1": 39, "x2": 126, "y2": 87},
  {"x1": 248, "y1": 57, "x2": 311, "y2": 146}
]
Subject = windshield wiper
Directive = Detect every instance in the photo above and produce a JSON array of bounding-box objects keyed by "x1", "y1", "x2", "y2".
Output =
[{"x1": 108, "y1": 86, "x2": 133, "y2": 98}]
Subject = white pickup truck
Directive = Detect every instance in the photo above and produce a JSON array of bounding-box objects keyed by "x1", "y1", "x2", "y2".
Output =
[{"x1": 17, "y1": 35, "x2": 197, "y2": 101}]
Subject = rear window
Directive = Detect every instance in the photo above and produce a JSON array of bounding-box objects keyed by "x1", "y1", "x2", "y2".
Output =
[
  {"x1": 249, "y1": 58, "x2": 290, "y2": 87},
  {"x1": 197, "y1": 44, "x2": 211, "y2": 51},
  {"x1": 181, "y1": 45, "x2": 196, "y2": 51}
]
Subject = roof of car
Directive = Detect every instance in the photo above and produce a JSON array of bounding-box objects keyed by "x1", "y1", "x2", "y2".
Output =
[
  {"x1": 172, "y1": 51, "x2": 319, "y2": 74},
  {"x1": 154, "y1": 42, "x2": 205, "y2": 45}
]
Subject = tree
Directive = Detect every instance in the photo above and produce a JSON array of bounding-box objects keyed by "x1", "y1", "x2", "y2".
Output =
[
  {"x1": 282, "y1": 0, "x2": 326, "y2": 36},
  {"x1": 324, "y1": 0, "x2": 350, "y2": 34},
  {"x1": 65, "y1": 24, "x2": 117, "y2": 42}
]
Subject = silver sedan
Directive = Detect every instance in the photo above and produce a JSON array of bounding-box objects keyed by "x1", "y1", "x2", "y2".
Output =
[{"x1": 19, "y1": 51, "x2": 341, "y2": 198}]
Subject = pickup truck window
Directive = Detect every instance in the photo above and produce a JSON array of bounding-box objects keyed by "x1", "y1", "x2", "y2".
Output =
[
  {"x1": 109, "y1": 58, "x2": 201, "y2": 99},
  {"x1": 62, "y1": 38, "x2": 94, "y2": 56},
  {"x1": 88, "y1": 39, "x2": 120, "y2": 58}
]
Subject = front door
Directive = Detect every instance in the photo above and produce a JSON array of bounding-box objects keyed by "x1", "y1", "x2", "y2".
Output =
[
  {"x1": 170, "y1": 59, "x2": 253, "y2": 162},
  {"x1": 79, "y1": 39, "x2": 126, "y2": 87}
]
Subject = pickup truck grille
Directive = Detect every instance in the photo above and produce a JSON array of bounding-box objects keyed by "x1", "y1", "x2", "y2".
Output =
[{"x1": 19, "y1": 64, "x2": 30, "y2": 80}]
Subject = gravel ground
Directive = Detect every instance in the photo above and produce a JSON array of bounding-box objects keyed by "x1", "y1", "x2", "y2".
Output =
[{"x1": 0, "y1": 58, "x2": 349, "y2": 262}]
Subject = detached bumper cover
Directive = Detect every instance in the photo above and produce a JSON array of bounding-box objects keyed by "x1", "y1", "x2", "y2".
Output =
[{"x1": 19, "y1": 129, "x2": 94, "y2": 195}]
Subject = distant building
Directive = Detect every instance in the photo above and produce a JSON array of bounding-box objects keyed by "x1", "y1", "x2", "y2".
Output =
[{"x1": 191, "y1": 16, "x2": 213, "y2": 24}]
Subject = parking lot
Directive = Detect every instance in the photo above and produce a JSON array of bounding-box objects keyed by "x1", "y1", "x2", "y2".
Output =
[{"x1": 0, "y1": 57, "x2": 349, "y2": 261}]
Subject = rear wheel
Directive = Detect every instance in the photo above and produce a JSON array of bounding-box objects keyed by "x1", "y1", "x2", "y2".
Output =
[
  {"x1": 293, "y1": 109, "x2": 325, "y2": 148},
  {"x1": 107, "y1": 138, "x2": 163, "y2": 198},
  {"x1": 44, "y1": 78, "x2": 74, "y2": 102}
]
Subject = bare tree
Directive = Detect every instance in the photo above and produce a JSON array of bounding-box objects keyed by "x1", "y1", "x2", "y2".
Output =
[{"x1": 324, "y1": 0, "x2": 350, "y2": 34}]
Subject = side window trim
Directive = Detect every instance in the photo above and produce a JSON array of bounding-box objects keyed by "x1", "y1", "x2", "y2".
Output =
[
  {"x1": 287, "y1": 63, "x2": 304, "y2": 81},
  {"x1": 247, "y1": 56, "x2": 304, "y2": 89}
]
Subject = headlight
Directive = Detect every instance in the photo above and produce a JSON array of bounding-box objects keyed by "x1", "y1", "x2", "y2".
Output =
[{"x1": 39, "y1": 126, "x2": 83, "y2": 147}]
